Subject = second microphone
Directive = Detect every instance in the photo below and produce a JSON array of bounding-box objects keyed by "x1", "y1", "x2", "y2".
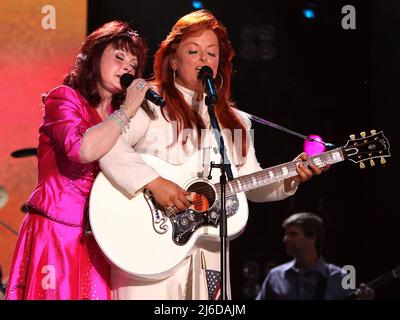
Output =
[{"x1": 120, "y1": 73, "x2": 166, "y2": 107}]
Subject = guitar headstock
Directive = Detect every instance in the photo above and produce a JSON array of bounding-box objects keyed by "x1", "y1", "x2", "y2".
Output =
[{"x1": 343, "y1": 130, "x2": 391, "y2": 168}]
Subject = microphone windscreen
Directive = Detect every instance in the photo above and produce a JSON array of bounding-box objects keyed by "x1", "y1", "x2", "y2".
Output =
[
  {"x1": 120, "y1": 73, "x2": 135, "y2": 88},
  {"x1": 198, "y1": 66, "x2": 214, "y2": 80}
]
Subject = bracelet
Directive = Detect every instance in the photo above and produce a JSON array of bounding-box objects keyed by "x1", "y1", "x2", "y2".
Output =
[
  {"x1": 118, "y1": 106, "x2": 131, "y2": 122},
  {"x1": 108, "y1": 109, "x2": 130, "y2": 133},
  {"x1": 108, "y1": 115, "x2": 126, "y2": 133}
]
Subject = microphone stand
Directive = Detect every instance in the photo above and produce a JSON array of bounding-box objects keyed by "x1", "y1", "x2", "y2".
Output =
[
  {"x1": 236, "y1": 109, "x2": 336, "y2": 148},
  {"x1": 200, "y1": 61, "x2": 335, "y2": 299},
  {"x1": 204, "y1": 106, "x2": 335, "y2": 301},
  {"x1": 205, "y1": 95, "x2": 233, "y2": 301}
]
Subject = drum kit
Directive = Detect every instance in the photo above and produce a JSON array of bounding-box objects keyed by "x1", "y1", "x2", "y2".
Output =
[{"x1": 0, "y1": 148, "x2": 37, "y2": 235}]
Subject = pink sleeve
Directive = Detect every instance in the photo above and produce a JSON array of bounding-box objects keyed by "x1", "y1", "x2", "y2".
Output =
[{"x1": 42, "y1": 86, "x2": 91, "y2": 164}]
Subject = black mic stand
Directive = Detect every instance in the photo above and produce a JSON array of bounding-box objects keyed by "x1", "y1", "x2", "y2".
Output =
[{"x1": 205, "y1": 95, "x2": 233, "y2": 301}]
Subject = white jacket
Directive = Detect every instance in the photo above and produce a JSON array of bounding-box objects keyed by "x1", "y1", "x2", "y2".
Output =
[{"x1": 99, "y1": 83, "x2": 298, "y2": 299}]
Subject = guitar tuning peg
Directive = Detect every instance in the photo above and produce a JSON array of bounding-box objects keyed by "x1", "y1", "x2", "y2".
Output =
[
  {"x1": 359, "y1": 161, "x2": 366, "y2": 169},
  {"x1": 370, "y1": 159, "x2": 375, "y2": 167},
  {"x1": 370, "y1": 129, "x2": 376, "y2": 135},
  {"x1": 350, "y1": 134, "x2": 355, "y2": 140},
  {"x1": 380, "y1": 157, "x2": 387, "y2": 165},
  {"x1": 360, "y1": 131, "x2": 366, "y2": 138}
]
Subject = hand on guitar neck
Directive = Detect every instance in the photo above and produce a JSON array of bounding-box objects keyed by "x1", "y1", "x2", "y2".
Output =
[
  {"x1": 283, "y1": 152, "x2": 331, "y2": 193},
  {"x1": 353, "y1": 283, "x2": 375, "y2": 300}
]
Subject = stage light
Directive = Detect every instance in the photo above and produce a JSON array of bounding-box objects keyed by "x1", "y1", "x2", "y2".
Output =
[
  {"x1": 239, "y1": 41, "x2": 258, "y2": 60},
  {"x1": 242, "y1": 261, "x2": 261, "y2": 280},
  {"x1": 239, "y1": 24, "x2": 277, "y2": 61},
  {"x1": 258, "y1": 42, "x2": 276, "y2": 60},
  {"x1": 303, "y1": 134, "x2": 326, "y2": 155},
  {"x1": 240, "y1": 25, "x2": 257, "y2": 41},
  {"x1": 303, "y1": 8, "x2": 316, "y2": 19},
  {"x1": 257, "y1": 24, "x2": 275, "y2": 41},
  {"x1": 192, "y1": 1, "x2": 203, "y2": 9}
]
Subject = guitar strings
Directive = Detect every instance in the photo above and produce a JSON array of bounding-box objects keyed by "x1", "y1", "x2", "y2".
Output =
[{"x1": 183, "y1": 152, "x2": 337, "y2": 207}]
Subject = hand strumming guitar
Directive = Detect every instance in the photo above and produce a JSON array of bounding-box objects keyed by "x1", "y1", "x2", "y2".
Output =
[{"x1": 145, "y1": 177, "x2": 192, "y2": 214}]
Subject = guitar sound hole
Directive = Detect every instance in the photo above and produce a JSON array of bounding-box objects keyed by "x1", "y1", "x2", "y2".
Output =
[{"x1": 186, "y1": 181, "x2": 216, "y2": 213}]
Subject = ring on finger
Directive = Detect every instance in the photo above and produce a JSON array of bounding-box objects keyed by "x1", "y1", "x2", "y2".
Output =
[
  {"x1": 136, "y1": 82, "x2": 145, "y2": 90},
  {"x1": 166, "y1": 205, "x2": 177, "y2": 216}
]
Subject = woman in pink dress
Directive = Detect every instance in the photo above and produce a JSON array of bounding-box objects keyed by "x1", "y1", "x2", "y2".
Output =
[{"x1": 5, "y1": 20, "x2": 152, "y2": 299}]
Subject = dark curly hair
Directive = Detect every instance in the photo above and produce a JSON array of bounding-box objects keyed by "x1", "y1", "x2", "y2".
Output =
[{"x1": 63, "y1": 20, "x2": 148, "y2": 109}]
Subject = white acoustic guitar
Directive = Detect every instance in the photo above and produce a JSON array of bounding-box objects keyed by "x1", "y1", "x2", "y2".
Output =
[{"x1": 89, "y1": 130, "x2": 390, "y2": 280}]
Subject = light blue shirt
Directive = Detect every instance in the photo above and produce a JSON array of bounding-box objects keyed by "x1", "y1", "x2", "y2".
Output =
[{"x1": 256, "y1": 256, "x2": 352, "y2": 300}]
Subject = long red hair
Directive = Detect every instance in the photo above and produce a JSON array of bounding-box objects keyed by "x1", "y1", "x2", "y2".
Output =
[{"x1": 153, "y1": 10, "x2": 248, "y2": 157}]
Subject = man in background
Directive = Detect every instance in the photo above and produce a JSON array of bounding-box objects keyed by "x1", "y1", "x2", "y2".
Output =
[{"x1": 256, "y1": 212, "x2": 374, "y2": 300}]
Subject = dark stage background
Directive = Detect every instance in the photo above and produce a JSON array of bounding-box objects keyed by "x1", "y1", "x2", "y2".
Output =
[{"x1": 88, "y1": 0, "x2": 398, "y2": 299}]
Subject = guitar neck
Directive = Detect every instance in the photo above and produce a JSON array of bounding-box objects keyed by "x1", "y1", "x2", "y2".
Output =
[
  {"x1": 343, "y1": 268, "x2": 399, "y2": 300},
  {"x1": 366, "y1": 269, "x2": 398, "y2": 290},
  {"x1": 216, "y1": 147, "x2": 345, "y2": 196}
]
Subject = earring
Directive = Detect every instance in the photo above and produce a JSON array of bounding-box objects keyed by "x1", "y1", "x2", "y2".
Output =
[
  {"x1": 217, "y1": 73, "x2": 224, "y2": 91},
  {"x1": 173, "y1": 69, "x2": 177, "y2": 82}
]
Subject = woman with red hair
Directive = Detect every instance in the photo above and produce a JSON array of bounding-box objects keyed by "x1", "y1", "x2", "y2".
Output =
[
  {"x1": 6, "y1": 21, "x2": 151, "y2": 299},
  {"x1": 100, "y1": 10, "x2": 327, "y2": 299}
]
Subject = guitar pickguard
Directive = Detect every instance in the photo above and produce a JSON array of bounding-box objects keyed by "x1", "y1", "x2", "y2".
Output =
[
  {"x1": 170, "y1": 195, "x2": 240, "y2": 245},
  {"x1": 144, "y1": 190, "x2": 169, "y2": 235},
  {"x1": 144, "y1": 189, "x2": 240, "y2": 246}
]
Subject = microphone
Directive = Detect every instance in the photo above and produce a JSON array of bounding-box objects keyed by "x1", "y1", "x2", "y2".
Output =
[
  {"x1": 197, "y1": 66, "x2": 218, "y2": 105},
  {"x1": 120, "y1": 73, "x2": 166, "y2": 107}
]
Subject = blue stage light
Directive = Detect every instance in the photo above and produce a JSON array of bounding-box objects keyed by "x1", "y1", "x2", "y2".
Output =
[
  {"x1": 192, "y1": 1, "x2": 204, "y2": 9},
  {"x1": 303, "y1": 8, "x2": 315, "y2": 19}
]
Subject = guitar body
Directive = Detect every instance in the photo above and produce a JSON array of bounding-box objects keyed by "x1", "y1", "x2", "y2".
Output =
[{"x1": 89, "y1": 152, "x2": 249, "y2": 280}]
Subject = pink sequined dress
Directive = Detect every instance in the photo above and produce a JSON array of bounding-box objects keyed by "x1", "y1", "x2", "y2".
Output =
[{"x1": 6, "y1": 86, "x2": 111, "y2": 299}]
